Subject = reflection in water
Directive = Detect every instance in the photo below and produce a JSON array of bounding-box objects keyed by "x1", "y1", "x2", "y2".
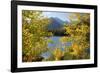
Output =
[{"x1": 41, "y1": 36, "x2": 72, "y2": 59}]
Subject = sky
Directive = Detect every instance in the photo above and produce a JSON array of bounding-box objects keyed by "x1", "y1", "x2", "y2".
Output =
[{"x1": 42, "y1": 11, "x2": 70, "y2": 22}]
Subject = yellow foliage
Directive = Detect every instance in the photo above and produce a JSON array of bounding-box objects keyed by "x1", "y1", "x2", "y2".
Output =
[
  {"x1": 53, "y1": 48, "x2": 64, "y2": 61},
  {"x1": 70, "y1": 43, "x2": 83, "y2": 58},
  {"x1": 22, "y1": 10, "x2": 53, "y2": 62},
  {"x1": 60, "y1": 37, "x2": 68, "y2": 43}
]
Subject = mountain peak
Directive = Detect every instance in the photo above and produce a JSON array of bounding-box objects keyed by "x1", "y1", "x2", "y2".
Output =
[
  {"x1": 47, "y1": 17, "x2": 64, "y2": 30},
  {"x1": 47, "y1": 17, "x2": 69, "y2": 36}
]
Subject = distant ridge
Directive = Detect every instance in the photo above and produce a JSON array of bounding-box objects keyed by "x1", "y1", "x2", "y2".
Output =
[
  {"x1": 47, "y1": 17, "x2": 68, "y2": 30},
  {"x1": 47, "y1": 17, "x2": 69, "y2": 36}
]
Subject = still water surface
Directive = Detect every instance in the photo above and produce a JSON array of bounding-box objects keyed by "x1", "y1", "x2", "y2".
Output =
[{"x1": 41, "y1": 36, "x2": 72, "y2": 59}]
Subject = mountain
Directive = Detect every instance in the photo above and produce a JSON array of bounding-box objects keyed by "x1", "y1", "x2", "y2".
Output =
[
  {"x1": 47, "y1": 17, "x2": 68, "y2": 31},
  {"x1": 47, "y1": 17, "x2": 69, "y2": 36}
]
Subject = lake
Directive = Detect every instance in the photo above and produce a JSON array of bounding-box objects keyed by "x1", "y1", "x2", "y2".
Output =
[{"x1": 41, "y1": 36, "x2": 72, "y2": 59}]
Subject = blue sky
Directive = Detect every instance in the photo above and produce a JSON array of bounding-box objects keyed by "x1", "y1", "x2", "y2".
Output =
[{"x1": 42, "y1": 11, "x2": 70, "y2": 22}]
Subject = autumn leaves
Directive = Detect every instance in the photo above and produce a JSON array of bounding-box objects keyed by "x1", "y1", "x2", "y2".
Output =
[{"x1": 22, "y1": 10, "x2": 90, "y2": 62}]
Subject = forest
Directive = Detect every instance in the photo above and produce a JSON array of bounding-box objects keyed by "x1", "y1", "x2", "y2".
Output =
[{"x1": 22, "y1": 10, "x2": 90, "y2": 62}]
